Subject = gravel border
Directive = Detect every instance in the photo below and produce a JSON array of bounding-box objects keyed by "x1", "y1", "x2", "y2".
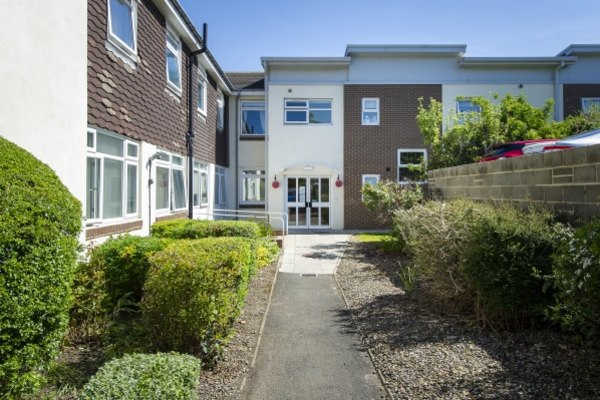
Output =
[
  {"x1": 198, "y1": 257, "x2": 279, "y2": 399},
  {"x1": 335, "y1": 238, "x2": 600, "y2": 400}
]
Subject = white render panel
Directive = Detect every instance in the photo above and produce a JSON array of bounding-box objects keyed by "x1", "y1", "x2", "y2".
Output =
[
  {"x1": 268, "y1": 66, "x2": 348, "y2": 83},
  {"x1": 442, "y1": 84, "x2": 555, "y2": 125},
  {"x1": 559, "y1": 58, "x2": 600, "y2": 84},
  {"x1": 0, "y1": 0, "x2": 87, "y2": 211},
  {"x1": 267, "y1": 84, "x2": 344, "y2": 230},
  {"x1": 239, "y1": 141, "x2": 265, "y2": 168}
]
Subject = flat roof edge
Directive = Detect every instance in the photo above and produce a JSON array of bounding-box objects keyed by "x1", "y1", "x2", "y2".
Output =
[
  {"x1": 261, "y1": 57, "x2": 351, "y2": 67},
  {"x1": 460, "y1": 56, "x2": 578, "y2": 66},
  {"x1": 345, "y1": 44, "x2": 467, "y2": 56}
]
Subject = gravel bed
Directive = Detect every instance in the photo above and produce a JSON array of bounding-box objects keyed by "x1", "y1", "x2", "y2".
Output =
[
  {"x1": 336, "y1": 239, "x2": 600, "y2": 400},
  {"x1": 198, "y1": 259, "x2": 278, "y2": 399}
]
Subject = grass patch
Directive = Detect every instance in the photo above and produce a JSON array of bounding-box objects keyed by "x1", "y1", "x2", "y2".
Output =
[{"x1": 354, "y1": 232, "x2": 404, "y2": 254}]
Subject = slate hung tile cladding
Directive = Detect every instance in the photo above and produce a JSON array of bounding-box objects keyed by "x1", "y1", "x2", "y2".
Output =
[
  {"x1": 343, "y1": 84, "x2": 442, "y2": 229},
  {"x1": 87, "y1": 0, "x2": 220, "y2": 163},
  {"x1": 563, "y1": 84, "x2": 600, "y2": 117}
]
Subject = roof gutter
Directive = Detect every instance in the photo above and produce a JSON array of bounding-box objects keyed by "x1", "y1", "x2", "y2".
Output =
[{"x1": 187, "y1": 23, "x2": 207, "y2": 219}]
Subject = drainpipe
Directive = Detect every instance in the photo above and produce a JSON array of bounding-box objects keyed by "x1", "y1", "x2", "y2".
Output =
[
  {"x1": 554, "y1": 61, "x2": 567, "y2": 121},
  {"x1": 186, "y1": 23, "x2": 208, "y2": 219}
]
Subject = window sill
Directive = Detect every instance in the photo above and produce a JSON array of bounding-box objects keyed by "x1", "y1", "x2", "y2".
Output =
[
  {"x1": 240, "y1": 135, "x2": 265, "y2": 141},
  {"x1": 165, "y1": 84, "x2": 183, "y2": 100},
  {"x1": 105, "y1": 38, "x2": 138, "y2": 69},
  {"x1": 85, "y1": 219, "x2": 143, "y2": 241}
]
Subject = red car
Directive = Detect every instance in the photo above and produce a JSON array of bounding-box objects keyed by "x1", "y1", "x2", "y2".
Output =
[{"x1": 480, "y1": 139, "x2": 557, "y2": 162}]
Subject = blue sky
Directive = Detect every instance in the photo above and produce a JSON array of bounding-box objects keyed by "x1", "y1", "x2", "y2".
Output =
[{"x1": 179, "y1": 0, "x2": 600, "y2": 72}]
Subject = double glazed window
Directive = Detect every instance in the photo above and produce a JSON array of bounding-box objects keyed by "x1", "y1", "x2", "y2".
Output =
[
  {"x1": 216, "y1": 92, "x2": 225, "y2": 132},
  {"x1": 214, "y1": 167, "x2": 227, "y2": 206},
  {"x1": 362, "y1": 98, "x2": 380, "y2": 125},
  {"x1": 456, "y1": 99, "x2": 481, "y2": 124},
  {"x1": 107, "y1": 0, "x2": 137, "y2": 60},
  {"x1": 193, "y1": 162, "x2": 209, "y2": 207},
  {"x1": 197, "y1": 71, "x2": 207, "y2": 115},
  {"x1": 166, "y1": 27, "x2": 182, "y2": 92},
  {"x1": 361, "y1": 174, "x2": 380, "y2": 200},
  {"x1": 582, "y1": 98, "x2": 600, "y2": 113},
  {"x1": 398, "y1": 149, "x2": 427, "y2": 183},
  {"x1": 86, "y1": 129, "x2": 139, "y2": 222},
  {"x1": 240, "y1": 169, "x2": 266, "y2": 205},
  {"x1": 284, "y1": 99, "x2": 332, "y2": 124},
  {"x1": 241, "y1": 101, "x2": 265, "y2": 135},
  {"x1": 155, "y1": 152, "x2": 186, "y2": 212}
]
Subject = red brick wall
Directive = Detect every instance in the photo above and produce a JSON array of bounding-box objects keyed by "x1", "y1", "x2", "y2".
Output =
[
  {"x1": 88, "y1": 0, "x2": 219, "y2": 162},
  {"x1": 563, "y1": 84, "x2": 600, "y2": 117},
  {"x1": 343, "y1": 84, "x2": 441, "y2": 229}
]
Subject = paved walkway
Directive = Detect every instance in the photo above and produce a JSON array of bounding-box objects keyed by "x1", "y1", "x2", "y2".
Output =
[{"x1": 243, "y1": 234, "x2": 386, "y2": 400}]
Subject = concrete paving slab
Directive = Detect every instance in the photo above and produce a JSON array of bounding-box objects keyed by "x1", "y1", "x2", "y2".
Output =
[{"x1": 279, "y1": 233, "x2": 349, "y2": 275}]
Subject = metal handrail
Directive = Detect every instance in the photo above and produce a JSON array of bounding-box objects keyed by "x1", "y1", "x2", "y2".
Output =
[{"x1": 195, "y1": 208, "x2": 288, "y2": 236}]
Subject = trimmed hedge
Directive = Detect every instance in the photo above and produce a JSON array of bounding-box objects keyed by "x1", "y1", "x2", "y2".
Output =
[
  {"x1": 79, "y1": 352, "x2": 201, "y2": 400},
  {"x1": 551, "y1": 220, "x2": 600, "y2": 338},
  {"x1": 0, "y1": 136, "x2": 82, "y2": 398},
  {"x1": 70, "y1": 236, "x2": 169, "y2": 340},
  {"x1": 141, "y1": 238, "x2": 254, "y2": 362},
  {"x1": 151, "y1": 219, "x2": 264, "y2": 240}
]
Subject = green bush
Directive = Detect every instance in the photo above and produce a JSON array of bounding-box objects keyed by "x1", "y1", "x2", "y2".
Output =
[
  {"x1": 362, "y1": 180, "x2": 423, "y2": 225},
  {"x1": 252, "y1": 237, "x2": 280, "y2": 270},
  {"x1": 70, "y1": 236, "x2": 168, "y2": 340},
  {"x1": 393, "y1": 199, "x2": 487, "y2": 310},
  {"x1": 151, "y1": 219, "x2": 264, "y2": 240},
  {"x1": 0, "y1": 136, "x2": 82, "y2": 398},
  {"x1": 141, "y1": 238, "x2": 254, "y2": 362},
  {"x1": 79, "y1": 352, "x2": 201, "y2": 400},
  {"x1": 463, "y1": 206, "x2": 558, "y2": 328},
  {"x1": 550, "y1": 220, "x2": 600, "y2": 338}
]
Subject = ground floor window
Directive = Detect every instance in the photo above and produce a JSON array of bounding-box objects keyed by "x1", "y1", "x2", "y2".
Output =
[
  {"x1": 155, "y1": 151, "x2": 186, "y2": 212},
  {"x1": 214, "y1": 166, "x2": 227, "y2": 207},
  {"x1": 240, "y1": 169, "x2": 266, "y2": 205},
  {"x1": 361, "y1": 174, "x2": 380, "y2": 200},
  {"x1": 86, "y1": 128, "x2": 139, "y2": 223},
  {"x1": 582, "y1": 97, "x2": 600, "y2": 113},
  {"x1": 193, "y1": 161, "x2": 209, "y2": 207},
  {"x1": 397, "y1": 149, "x2": 427, "y2": 183}
]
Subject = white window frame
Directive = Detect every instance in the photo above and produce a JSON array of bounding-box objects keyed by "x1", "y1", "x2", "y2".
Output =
[
  {"x1": 165, "y1": 25, "x2": 182, "y2": 93},
  {"x1": 86, "y1": 128, "x2": 139, "y2": 224},
  {"x1": 456, "y1": 98, "x2": 482, "y2": 124},
  {"x1": 362, "y1": 98, "x2": 380, "y2": 125},
  {"x1": 361, "y1": 174, "x2": 380, "y2": 200},
  {"x1": 284, "y1": 99, "x2": 332, "y2": 125},
  {"x1": 214, "y1": 166, "x2": 227, "y2": 206},
  {"x1": 240, "y1": 100, "x2": 266, "y2": 136},
  {"x1": 154, "y1": 151, "x2": 187, "y2": 213},
  {"x1": 106, "y1": 0, "x2": 138, "y2": 63},
  {"x1": 197, "y1": 69, "x2": 207, "y2": 116},
  {"x1": 240, "y1": 169, "x2": 266, "y2": 205},
  {"x1": 216, "y1": 92, "x2": 225, "y2": 132},
  {"x1": 397, "y1": 149, "x2": 427, "y2": 184},
  {"x1": 193, "y1": 162, "x2": 209, "y2": 208},
  {"x1": 582, "y1": 97, "x2": 600, "y2": 113}
]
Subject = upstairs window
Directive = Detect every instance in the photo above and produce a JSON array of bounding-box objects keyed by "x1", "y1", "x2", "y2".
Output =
[
  {"x1": 166, "y1": 27, "x2": 182, "y2": 92},
  {"x1": 241, "y1": 101, "x2": 265, "y2": 135},
  {"x1": 107, "y1": 0, "x2": 137, "y2": 56},
  {"x1": 284, "y1": 99, "x2": 332, "y2": 124},
  {"x1": 197, "y1": 71, "x2": 207, "y2": 116},
  {"x1": 398, "y1": 149, "x2": 427, "y2": 183},
  {"x1": 217, "y1": 92, "x2": 225, "y2": 132},
  {"x1": 362, "y1": 98, "x2": 380, "y2": 125},
  {"x1": 582, "y1": 98, "x2": 600, "y2": 113}
]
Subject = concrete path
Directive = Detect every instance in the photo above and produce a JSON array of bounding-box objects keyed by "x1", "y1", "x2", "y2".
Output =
[
  {"x1": 279, "y1": 233, "x2": 350, "y2": 275},
  {"x1": 243, "y1": 234, "x2": 387, "y2": 400}
]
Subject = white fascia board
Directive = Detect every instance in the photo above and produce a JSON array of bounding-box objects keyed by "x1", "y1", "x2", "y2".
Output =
[
  {"x1": 198, "y1": 53, "x2": 232, "y2": 95},
  {"x1": 232, "y1": 90, "x2": 266, "y2": 97},
  {"x1": 153, "y1": 0, "x2": 201, "y2": 50},
  {"x1": 261, "y1": 57, "x2": 351, "y2": 68},
  {"x1": 460, "y1": 56, "x2": 577, "y2": 67},
  {"x1": 345, "y1": 44, "x2": 467, "y2": 57},
  {"x1": 557, "y1": 44, "x2": 600, "y2": 56}
]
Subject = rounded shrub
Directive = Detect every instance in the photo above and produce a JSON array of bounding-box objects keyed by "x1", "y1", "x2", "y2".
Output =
[
  {"x1": 141, "y1": 238, "x2": 253, "y2": 362},
  {"x1": 551, "y1": 220, "x2": 600, "y2": 338},
  {"x1": 151, "y1": 219, "x2": 263, "y2": 240},
  {"x1": 79, "y1": 352, "x2": 201, "y2": 400},
  {"x1": 0, "y1": 136, "x2": 81, "y2": 398}
]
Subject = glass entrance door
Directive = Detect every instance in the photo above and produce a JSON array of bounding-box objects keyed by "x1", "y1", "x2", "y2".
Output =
[{"x1": 287, "y1": 177, "x2": 330, "y2": 229}]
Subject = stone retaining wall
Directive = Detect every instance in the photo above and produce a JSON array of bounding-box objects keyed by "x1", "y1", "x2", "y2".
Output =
[{"x1": 428, "y1": 144, "x2": 600, "y2": 220}]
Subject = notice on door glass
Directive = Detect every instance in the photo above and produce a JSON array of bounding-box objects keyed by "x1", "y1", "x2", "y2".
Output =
[{"x1": 299, "y1": 186, "x2": 306, "y2": 203}]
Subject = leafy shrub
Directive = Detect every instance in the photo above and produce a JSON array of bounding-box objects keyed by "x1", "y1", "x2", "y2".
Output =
[
  {"x1": 252, "y1": 237, "x2": 280, "y2": 270},
  {"x1": 550, "y1": 220, "x2": 600, "y2": 338},
  {"x1": 0, "y1": 136, "x2": 81, "y2": 398},
  {"x1": 79, "y1": 352, "x2": 201, "y2": 400},
  {"x1": 362, "y1": 181, "x2": 423, "y2": 225},
  {"x1": 141, "y1": 238, "x2": 254, "y2": 362},
  {"x1": 462, "y1": 206, "x2": 558, "y2": 329},
  {"x1": 70, "y1": 236, "x2": 169, "y2": 340},
  {"x1": 393, "y1": 199, "x2": 487, "y2": 310},
  {"x1": 151, "y1": 219, "x2": 264, "y2": 240}
]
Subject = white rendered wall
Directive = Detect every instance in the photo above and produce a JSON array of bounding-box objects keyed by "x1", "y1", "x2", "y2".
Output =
[
  {"x1": 442, "y1": 84, "x2": 555, "y2": 127},
  {"x1": 0, "y1": 0, "x2": 87, "y2": 208},
  {"x1": 267, "y1": 84, "x2": 345, "y2": 230}
]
